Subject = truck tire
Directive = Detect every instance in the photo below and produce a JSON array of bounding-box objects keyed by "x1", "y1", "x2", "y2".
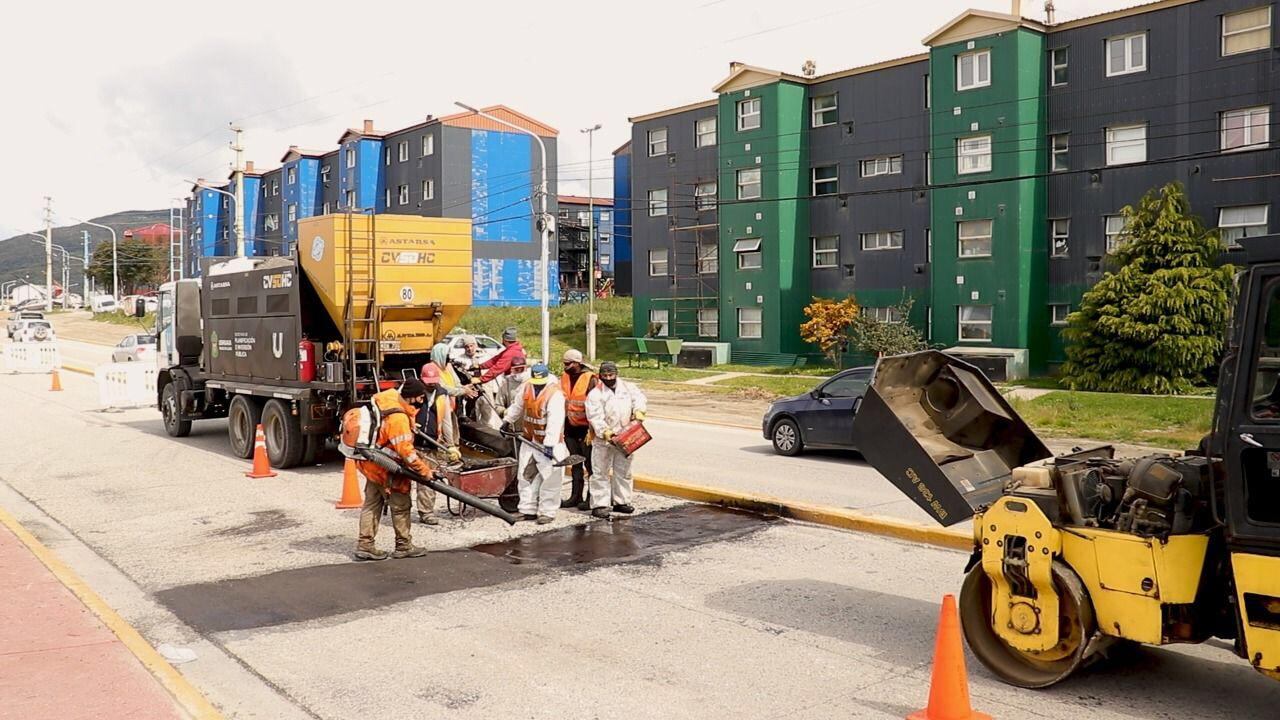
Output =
[
  {"x1": 262, "y1": 399, "x2": 305, "y2": 469},
  {"x1": 301, "y1": 433, "x2": 324, "y2": 466},
  {"x1": 228, "y1": 395, "x2": 262, "y2": 459},
  {"x1": 161, "y1": 383, "x2": 192, "y2": 438}
]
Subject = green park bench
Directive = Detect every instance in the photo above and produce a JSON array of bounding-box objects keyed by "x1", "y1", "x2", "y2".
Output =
[{"x1": 616, "y1": 337, "x2": 683, "y2": 368}]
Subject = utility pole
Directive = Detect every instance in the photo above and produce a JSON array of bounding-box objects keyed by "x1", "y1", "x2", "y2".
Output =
[
  {"x1": 82, "y1": 230, "x2": 91, "y2": 298},
  {"x1": 43, "y1": 197, "x2": 53, "y2": 311},
  {"x1": 581, "y1": 123, "x2": 602, "y2": 362},
  {"x1": 230, "y1": 124, "x2": 246, "y2": 257}
]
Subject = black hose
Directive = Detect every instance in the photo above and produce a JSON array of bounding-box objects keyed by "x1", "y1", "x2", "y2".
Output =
[{"x1": 357, "y1": 447, "x2": 520, "y2": 525}]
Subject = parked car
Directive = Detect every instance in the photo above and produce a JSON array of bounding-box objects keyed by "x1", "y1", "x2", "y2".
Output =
[
  {"x1": 112, "y1": 333, "x2": 158, "y2": 362},
  {"x1": 12, "y1": 319, "x2": 55, "y2": 343},
  {"x1": 443, "y1": 331, "x2": 502, "y2": 367},
  {"x1": 6, "y1": 310, "x2": 45, "y2": 338},
  {"x1": 761, "y1": 366, "x2": 874, "y2": 456}
]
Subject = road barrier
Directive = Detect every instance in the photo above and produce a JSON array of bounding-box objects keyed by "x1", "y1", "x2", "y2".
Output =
[
  {"x1": 94, "y1": 362, "x2": 158, "y2": 410},
  {"x1": 3, "y1": 342, "x2": 62, "y2": 373}
]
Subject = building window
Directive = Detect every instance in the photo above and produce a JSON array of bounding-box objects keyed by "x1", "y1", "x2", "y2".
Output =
[
  {"x1": 320, "y1": 165, "x2": 330, "y2": 184},
  {"x1": 957, "y1": 135, "x2": 992, "y2": 174},
  {"x1": 1219, "y1": 205, "x2": 1269, "y2": 246},
  {"x1": 264, "y1": 214, "x2": 279, "y2": 232},
  {"x1": 925, "y1": 151, "x2": 932, "y2": 185},
  {"x1": 695, "y1": 182, "x2": 717, "y2": 210},
  {"x1": 1050, "y1": 304, "x2": 1070, "y2": 326},
  {"x1": 422, "y1": 134, "x2": 434, "y2": 156},
  {"x1": 648, "y1": 188, "x2": 668, "y2": 217},
  {"x1": 956, "y1": 49, "x2": 991, "y2": 91},
  {"x1": 697, "y1": 308, "x2": 718, "y2": 337},
  {"x1": 860, "y1": 155, "x2": 903, "y2": 178},
  {"x1": 957, "y1": 219, "x2": 993, "y2": 258},
  {"x1": 811, "y1": 165, "x2": 838, "y2": 196},
  {"x1": 323, "y1": 201, "x2": 331, "y2": 215},
  {"x1": 1105, "y1": 124, "x2": 1146, "y2": 165},
  {"x1": 345, "y1": 190, "x2": 355, "y2": 208},
  {"x1": 1106, "y1": 32, "x2": 1147, "y2": 77},
  {"x1": 1050, "y1": 47, "x2": 1069, "y2": 86},
  {"x1": 578, "y1": 211, "x2": 591, "y2": 224},
  {"x1": 221, "y1": 228, "x2": 228, "y2": 240},
  {"x1": 865, "y1": 306, "x2": 904, "y2": 323},
  {"x1": 384, "y1": 147, "x2": 391, "y2": 166},
  {"x1": 398, "y1": 141, "x2": 409, "y2": 162},
  {"x1": 272, "y1": 180, "x2": 279, "y2": 196},
  {"x1": 1224, "y1": 6, "x2": 1272, "y2": 55},
  {"x1": 734, "y1": 238, "x2": 762, "y2": 269},
  {"x1": 287, "y1": 204, "x2": 297, "y2": 223},
  {"x1": 398, "y1": 184, "x2": 409, "y2": 205},
  {"x1": 648, "y1": 248, "x2": 669, "y2": 276},
  {"x1": 697, "y1": 239, "x2": 718, "y2": 274},
  {"x1": 1051, "y1": 133, "x2": 1069, "y2": 172},
  {"x1": 600, "y1": 253, "x2": 611, "y2": 266},
  {"x1": 737, "y1": 307, "x2": 762, "y2": 339},
  {"x1": 696, "y1": 117, "x2": 717, "y2": 147},
  {"x1": 812, "y1": 236, "x2": 839, "y2": 268},
  {"x1": 600, "y1": 211, "x2": 611, "y2": 222},
  {"x1": 811, "y1": 93, "x2": 838, "y2": 127},
  {"x1": 345, "y1": 147, "x2": 355, "y2": 168},
  {"x1": 422, "y1": 179, "x2": 435, "y2": 201},
  {"x1": 737, "y1": 97, "x2": 761, "y2": 131},
  {"x1": 1051, "y1": 219, "x2": 1069, "y2": 258},
  {"x1": 649, "y1": 309, "x2": 669, "y2": 337},
  {"x1": 860, "y1": 230, "x2": 903, "y2": 251},
  {"x1": 737, "y1": 168, "x2": 761, "y2": 200},
  {"x1": 222, "y1": 196, "x2": 229, "y2": 208},
  {"x1": 287, "y1": 167, "x2": 297, "y2": 185},
  {"x1": 1221, "y1": 106, "x2": 1270, "y2": 151},
  {"x1": 1104, "y1": 214, "x2": 1128, "y2": 253},
  {"x1": 958, "y1": 305, "x2": 993, "y2": 342},
  {"x1": 924, "y1": 73, "x2": 931, "y2": 109},
  {"x1": 648, "y1": 127, "x2": 668, "y2": 156}
]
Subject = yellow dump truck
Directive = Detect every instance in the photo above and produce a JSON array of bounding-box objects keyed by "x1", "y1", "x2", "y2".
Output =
[{"x1": 151, "y1": 214, "x2": 472, "y2": 467}]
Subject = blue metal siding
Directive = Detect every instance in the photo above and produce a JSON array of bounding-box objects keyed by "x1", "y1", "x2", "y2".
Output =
[
  {"x1": 242, "y1": 177, "x2": 261, "y2": 256},
  {"x1": 471, "y1": 257, "x2": 560, "y2": 307},
  {"x1": 471, "y1": 129, "x2": 533, "y2": 243},
  {"x1": 358, "y1": 138, "x2": 384, "y2": 212}
]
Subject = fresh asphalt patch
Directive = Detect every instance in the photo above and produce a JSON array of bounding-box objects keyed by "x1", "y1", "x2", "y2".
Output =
[{"x1": 156, "y1": 505, "x2": 773, "y2": 634}]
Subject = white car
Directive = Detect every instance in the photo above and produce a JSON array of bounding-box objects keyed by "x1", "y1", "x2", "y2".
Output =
[
  {"x1": 13, "y1": 319, "x2": 55, "y2": 343},
  {"x1": 444, "y1": 332, "x2": 502, "y2": 368},
  {"x1": 6, "y1": 310, "x2": 45, "y2": 338},
  {"x1": 112, "y1": 333, "x2": 157, "y2": 362}
]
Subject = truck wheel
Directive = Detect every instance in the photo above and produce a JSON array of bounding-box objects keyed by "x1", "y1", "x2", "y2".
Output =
[
  {"x1": 301, "y1": 433, "x2": 324, "y2": 466},
  {"x1": 228, "y1": 395, "x2": 262, "y2": 459},
  {"x1": 161, "y1": 383, "x2": 191, "y2": 438},
  {"x1": 262, "y1": 399, "x2": 304, "y2": 469}
]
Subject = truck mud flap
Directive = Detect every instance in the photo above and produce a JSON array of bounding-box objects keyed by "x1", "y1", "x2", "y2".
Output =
[{"x1": 853, "y1": 351, "x2": 1052, "y2": 526}]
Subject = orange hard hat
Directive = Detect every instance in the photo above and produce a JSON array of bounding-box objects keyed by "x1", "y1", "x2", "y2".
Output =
[{"x1": 420, "y1": 363, "x2": 442, "y2": 384}]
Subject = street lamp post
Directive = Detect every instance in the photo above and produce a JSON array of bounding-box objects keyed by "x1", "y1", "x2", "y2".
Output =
[
  {"x1": 73, "y1": 218, "x2": 119, "y2": 302},
  {"x1": 581, "y1": 123, "x2": 602, "y2": 362},
  {"x1": 25, "y1": 232, "x2": 84, "y2": 306},
  {"x1": 187, "y1": 180, "x2": 240, "y2": 258},
  {"x1": 454, "y1": 101, "x2": 552, "y2": 364}
]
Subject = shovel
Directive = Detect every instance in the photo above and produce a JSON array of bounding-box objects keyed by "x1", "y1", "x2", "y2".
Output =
[{"x1": 500, "y1": 430, "x2": 587, "y2": 468}]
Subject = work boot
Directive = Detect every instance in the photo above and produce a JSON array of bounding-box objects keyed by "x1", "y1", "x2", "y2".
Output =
[
  {"x1": 419, "y1": 512, "x2": 439, "y2": 526},
  {"x1": 536, "y1": 515, "x2": 554, "y2": 525},
  {"x1": 591, "y1": 507, "x2": 611, "y2": 519},
  {"x1": 613, "y1": 504, "x2": 635, "y2": 514},
  {"x1": 576, "y1": 501, "x2": 590, "y2": 511},
  {"x1": 521, "y1": 513, "x2": 538, "y2": 522},
  {"x1": 392, "y1": 544, "x2": 427, "y2": 559},
  {"x1": 560, "y1": 497, "x2": 582, "y2": 509},
  {"x1": 354, "y1": 546, "x2": 389, "y2": 561}
]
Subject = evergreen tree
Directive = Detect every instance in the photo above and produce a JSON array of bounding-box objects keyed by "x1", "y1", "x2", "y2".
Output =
[
  {"x1": 1061, "y1": 182, "x2": 1233, "y2": 394},
  {"x1": 87, "y1": 239, "x2": 165, "y2": 295}
]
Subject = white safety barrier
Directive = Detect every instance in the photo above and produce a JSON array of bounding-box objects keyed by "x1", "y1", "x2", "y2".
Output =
[
  {"x1": 2, "y1": 342, "x2": 62, "y2": 373},
  {"x1": 95, "y1": 362, "x2": 158, "y2": 410}
]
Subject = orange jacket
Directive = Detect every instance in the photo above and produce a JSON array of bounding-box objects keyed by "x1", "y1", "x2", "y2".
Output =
[
  {"x1": 559, "y1": 371, "x2": 596, "y2": 427},
  {"x1": 522, "y1": 383, "x2": 563, "y2": 444},
  {"x1": 358, "y1": 389, "x2": 434, "y2": 494}
]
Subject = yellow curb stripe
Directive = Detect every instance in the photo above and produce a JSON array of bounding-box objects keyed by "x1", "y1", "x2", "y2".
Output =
[
  {"x1": 633, "y1": 474, "x2": 972, "y2": 551},
  {"x1": 645, "y1": 413, "x2": 758, "y2": 431},
  {"x1": 0, "y1": 505, "x2": 224, "y2": 720},
  {"x1": 61, "y1": 363, "x2": 94, "y2": 377}
]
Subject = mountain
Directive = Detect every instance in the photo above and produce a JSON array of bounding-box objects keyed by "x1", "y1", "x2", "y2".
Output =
[{"x1": 0, "y1": 210, "x2": 174, "y2": 291}]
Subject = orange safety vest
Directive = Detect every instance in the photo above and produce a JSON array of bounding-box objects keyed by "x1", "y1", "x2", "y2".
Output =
[
  {"x1": 559, "y1": 371, "x2": 595, "y2": 427},
  {"x1": 522, "y1": 383, "x2": 563, "y2": 444}
]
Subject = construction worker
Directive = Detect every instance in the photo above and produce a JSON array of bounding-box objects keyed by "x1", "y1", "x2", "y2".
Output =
[
  {"x1": 584, "y1": 361, "x2": 647, "y2": 519},
  {"x1": 414, "y1": 364, "x2": 462, "y2": 525},
  {"x1": 482, "y1": 353, "x2": 529, "y2": 430},
  {"x1": 426, "y1": 342, "x2": 477, "y2": 405},
  {"x1": 559, "y1": 348, "x2": 596, "y2": 510},
  {"x1": 501, "y1": 362, "x2": 567, "y2": 524},
  {"x1": 354, "y1": 379, "x2": 433, "y2": 561},
  {"x1": 477, "y1": 326, "x2": 525, "y2": 384}
]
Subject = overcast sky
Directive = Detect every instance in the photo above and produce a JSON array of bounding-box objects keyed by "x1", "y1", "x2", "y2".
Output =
[{"x1": 1, "y1": 0, "x2": 1134, "y2": 237}]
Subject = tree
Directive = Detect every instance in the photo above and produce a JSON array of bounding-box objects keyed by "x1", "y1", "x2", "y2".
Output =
[
  {"x1": 1061, "y1": 182, "x2": 1233, "y2": 394},
  {"x1": 800, "y1": 296, "x2": 859, "y2": 368},
  {"x1": 850, "y1": 296, "x2": 929, "y2": 358},
  {"x1": 87, "y1": 239, "x2": 165, "y2": 295}
]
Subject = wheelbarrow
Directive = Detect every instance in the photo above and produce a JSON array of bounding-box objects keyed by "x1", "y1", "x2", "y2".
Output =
[{"x1": 440, "y1": 456, "x2": 518, "y2": 518}]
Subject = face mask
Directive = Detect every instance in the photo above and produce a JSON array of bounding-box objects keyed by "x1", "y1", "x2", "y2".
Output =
[
  {"x1": 408, "y1": 397, "x2": 425, "y2": 408},
  {"x1": 601, "y1": 376, "x2": 617, "y2": 389}
]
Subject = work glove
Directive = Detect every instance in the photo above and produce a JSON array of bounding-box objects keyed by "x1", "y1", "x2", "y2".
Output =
[
  {"x1": 542, "y1": 445, "x2": 556, "y2": 460},
  {"x1": 602, "y1": 430, "x2": 615, "y2": 442},
  {"x1": 500, "y1": 421, "x2": 515, "y2": 435},
  {"x1": 446, "y1": 446, "x2": 462, "y2": 463},
  {"x1": 633, "y1": 411, "x2": 646, "y2": 422}
]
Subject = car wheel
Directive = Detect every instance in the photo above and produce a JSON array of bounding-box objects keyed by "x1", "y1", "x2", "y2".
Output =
[
  {"x1": 227, "y1": 395, "x2": 262, "y2": 459},
  {"x1": 771, "y1": 418, "x2": 803, "y2": 457},
  {"x1": 262, "y1": 399, "x2": 304, "y2": 469}
]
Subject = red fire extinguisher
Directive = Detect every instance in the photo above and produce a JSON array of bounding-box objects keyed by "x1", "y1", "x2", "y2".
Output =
[{"x1": 298, "y1": 338, "x2": 316, "y2": 382}]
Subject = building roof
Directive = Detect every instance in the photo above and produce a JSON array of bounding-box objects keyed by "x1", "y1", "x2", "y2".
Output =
[
  {"x1": 613, "y1": 139, "x2": 632, "y2": 156},
  {"x1": 1053, "y1": 0, "x2": 1198, "y2": 30},
  {"x1": 557, "y1": 195, "x2": 614, "y2": 207},
  {"x1": 437, "y1": 104, "x2": 559, "y2": 137},
  {"x1": 280, "y1": 146, "x2": 327, "y2": 163},
  {"x1": 629, "y1": 99, "x2": 718, "y2": 124},
  {"x1": 923, "y1": 9, "x2": 1046, "y2": 45}
]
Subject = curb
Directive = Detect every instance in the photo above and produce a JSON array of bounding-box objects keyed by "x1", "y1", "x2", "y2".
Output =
[
  {"x1": 633, "y1": 473, "x2": 972, "y2": 551},
  {"x1": 62, "y1": 363, "x2": 94, "y2": 377},
  {"x1": 0, "y1": 505, "x2": 224, "y2": 720}
]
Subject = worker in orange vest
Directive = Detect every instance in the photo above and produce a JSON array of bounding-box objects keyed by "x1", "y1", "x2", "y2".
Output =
[
  {"x1": 500, "y1": 363, "x2": 567, "y2": 524},
  {"x1": 354, "y1": 379, "x2": 433, "y2": 561},
  {"x1": 414, "y1": 363, "x2": 462, "y2": 526},
  {"x1": 559, "y1": 348, "x2": 596, "y2": 510}
]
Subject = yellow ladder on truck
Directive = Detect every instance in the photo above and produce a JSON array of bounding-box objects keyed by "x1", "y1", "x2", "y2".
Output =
[{"x1": 344, "y1": 212, "x2": 381, "y2": 402}]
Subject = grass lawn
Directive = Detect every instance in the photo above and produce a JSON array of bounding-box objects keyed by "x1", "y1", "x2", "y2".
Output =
[
  {"x1": 455, "y1": 297, "x2": 634, "y2": 364},
  {"x1": 92, "y1": 311, "x2": 156, "y2": 327},
  {"x1": 709, "y1": 374, "x2": 822, "y2": 399},
  {"x1": 1008, "y1": 391, "x2": 1214, "y2": 449}
]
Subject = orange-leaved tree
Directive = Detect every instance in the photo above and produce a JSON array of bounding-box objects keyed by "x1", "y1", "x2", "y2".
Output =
[{"x1": 799, "y1": 296, "x2": 859, "y2": 368}]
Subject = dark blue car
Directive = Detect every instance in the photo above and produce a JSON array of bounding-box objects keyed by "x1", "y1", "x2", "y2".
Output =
[{"x1": 761, "y1": 366, "x2": 874, "y2": 456}]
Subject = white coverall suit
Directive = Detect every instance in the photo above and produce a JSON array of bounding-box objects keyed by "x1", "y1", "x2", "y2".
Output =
[
  {"x1": 502, "y1": 380, "x2": 569, "y2": 518},
  {"x1": 584, "y1": 380, "x2": 647, "y2": 510},
  {"x1": 483, "y1": 369, "x2": 530, "y2": 430}
]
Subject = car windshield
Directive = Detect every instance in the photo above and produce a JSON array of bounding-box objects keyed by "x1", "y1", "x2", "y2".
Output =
[{"x1": 475, "y1": 336, "x2": 501, "y2": 349}]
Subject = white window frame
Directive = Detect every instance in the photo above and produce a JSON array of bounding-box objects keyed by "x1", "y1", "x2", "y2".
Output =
[
  {"x1": 697, "y1": 308, "x2": 718, "y2": 337},
  {"x1": 1106, "y1": 32, "x2": 1147, "y2": 77},
  {"x1": 272, "y1": 179, "x2": 279, "y2": 197},
  {"x1": 648, "y1": 127, "x2": 668, "y2": 156},
  {"x1": 287, "y1": 204, "x2": 297, "y2": 223},
  {"x1": 695, "y1": 182, "x2": 717, "y2": 211},
  {"x1": 860, "y1": 230, "x2": 903, "y2": 251},
  {"x1": 398, "y1": 184, "x2": 409, "y2": 205},
  {"x1": 734, "y1": 238, "x2": 762, "y2": 270},
  {"x1": 957, "y1": 219, "x2": 993, "y2": 258},
  {"x1": 384, "y1": 147, "x2": 391, "y2": 166},
  {"x1": 957, "y1": 135, "x2": 992, "y2": 174},
  {"x1": 345, "y1": 190, "x2": 355, "y2": 208},
  {"x1": 648, "y1": 188, "x2": 668, "y2": 217},
  {"x1": 1050, "y1": 304, "x2": 1070, "y2": 327},
  {"x1": 865, "y1": 306, "x2": 904, "y2": 324},
  {"x1": 737, "y1": 168, "x2": 761, "y2": 200},
  {"x1": 1104, "y1": 214, "x2": 1128, "y2": 253},
  {"x1": 345, "y1": 147, "x2": 356, "y2": 168},
  {"x1": 1219, "y1": 205, "x2": 1269, "y2": 246},
  {"x1": 648, "y1": 248, "x2": 669, "y2": 276},
  {"x1": 264, "y1": 214, "x2": 279, "y2": 232},
  {"x1": 1223, "y1": 6, "x2": 1272, "y2": 56},
  {"x1": 811, "y1": 235, "x2": 839, "y2": 269},
  {"x1": 737, "y1": 97, "x2": 761, "y2": 131},
  {"x1": 737, "y1": 307, "x2": 762, "y2": 339},
  {"x1": 1051, "y1": 219, "x2": 1070, "y2": 258},
  {"x1": 860, "y1": 155, "x2": 903, "y2": 178},
  {"x1": 600, "y1": 211, "x2": 611, "y2": 222},
  {"x1": 1050, "y1": 47, "x2": 1069, "y2": 87},
  {"x1": 422, "y1": 134, "x2": 434, "y2": 156},
  {"x1": 697, "y1": 239, "x2": 718, "y2": 274},
  {"x1": 648, "y1": 309, "x2": 669, "y2": 337},
  {"x1": 1221, "y1": 106, "x2": 1271, "y2": 152},
  {"x1": 384, "y1": 188, "x2": 392, "y2": 208},
  {"x1": 322, "y1": 201, "x2": 331, "y2": 215},
  {"x1": 1105, "y1": 124, "x2": 1147, "y2": 166},
  {"x1": 811, "y1": 93, "x2": 838, "y2": 127},
  {"x1": 422, "y1": 179, "x2": 435, "y2": 201},
  {"x1": 320, "y1": 165, "x2": 330, "y2": 184},
  {"x1": 286, "y1": 167, "x2": 297, "y2": 185},
  {"x1": 958, "y1": 305, "x2": 993, "y2": 343},
  {"x1": 811, "y1": 165, "x2": 838, "y2": 196},
  {"x1": 696, "y1": 117, "x2": 717, "y2": 147},
  {"x1": 1051, "y1": 133, "x2": 1069, "y2": 172},
  {"x1": 956, "y1": 49, "x2": 991, "y2": 91}
]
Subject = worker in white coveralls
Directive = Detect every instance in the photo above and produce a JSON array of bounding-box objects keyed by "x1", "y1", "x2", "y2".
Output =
[
  {"x1": 584, "y1": 361, "x2": 647, "y2": 519},
  {"x1": 500, "y1": 363, "x2": 568, "y2": 525}
]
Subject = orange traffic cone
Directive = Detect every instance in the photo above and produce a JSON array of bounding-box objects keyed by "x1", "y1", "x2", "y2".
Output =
[
  {"x1": 49, "y1": 368, "x2": 62, "y2": 392},
  {"x1": 245, "y1": 424, "x2": 278, "y2": 478},
  {"x1": 335, "y1": 458, "x2": 363, "y2": 509},
  {"x1": 908, "y1": 594, "x2": 991, "y2": 720}
]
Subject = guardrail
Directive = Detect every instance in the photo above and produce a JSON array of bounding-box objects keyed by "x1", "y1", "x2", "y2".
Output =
[
  {"x1": 2, "y1": 343, "x2": 61, "y2": 373},
  {"x1": 95, "y1": 362, "x2": 158, "y2": 410}
]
